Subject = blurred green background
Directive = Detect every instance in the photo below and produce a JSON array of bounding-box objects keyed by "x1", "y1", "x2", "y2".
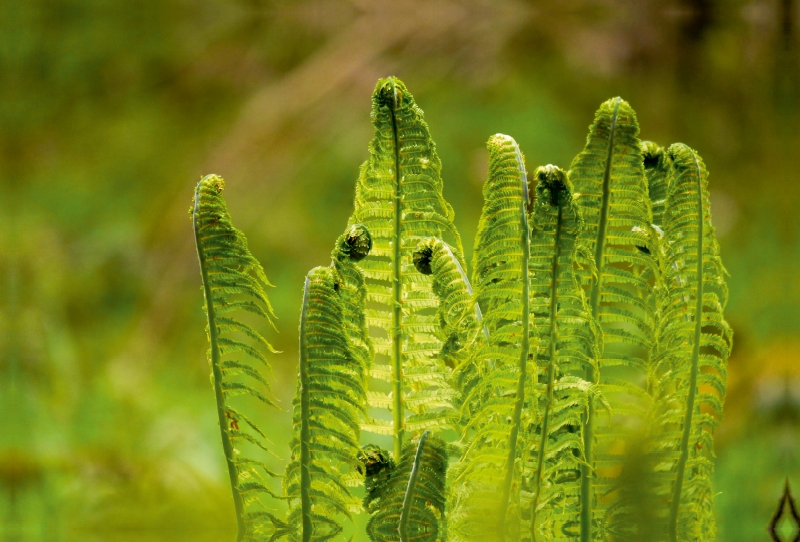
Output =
[{"x1": 2, "y1": 0, "x2": 799, "y2": 540}]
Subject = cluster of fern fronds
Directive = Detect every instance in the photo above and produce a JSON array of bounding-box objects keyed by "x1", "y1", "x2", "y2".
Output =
[{"x1": 191, "y1": 77, "x2": 731, "y2": 542}]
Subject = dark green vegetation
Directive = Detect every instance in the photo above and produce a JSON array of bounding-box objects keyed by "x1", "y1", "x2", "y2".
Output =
[{"x1": 192, "y1": 77, "x2": 732, "y2": 541}]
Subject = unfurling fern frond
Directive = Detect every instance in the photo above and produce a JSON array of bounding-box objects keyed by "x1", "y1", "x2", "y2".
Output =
[
  {"x1": 448, "y1": 134, "x2": 537, "y2": 541},
  {"x1": 349, "y1": 77, "x2": 463, "y2": 456},
  {"x1": 192, "y1": 174, "x2": 281, "y2": 542},
  {"x1": 284, "y1": 224, "x2": 374, "y2": 542},
  {"x1": 412, "y1": 237, "x2": 482, "y2": 396},
  {"x1": 367, "y1": 431, "x2": 448, "y2": 542},
  {"x1": 649, "y1": 144, "x2": 732, "y2": 542},
  {"x1": 569, "y1": 98, "x2": 657, "y2": 539},
  {"x1": 525, "y1": 165, "x2": 602, "y2": 542},
  {"x1": 641, "y1": 141, "x2": 670, "y2": 230}
]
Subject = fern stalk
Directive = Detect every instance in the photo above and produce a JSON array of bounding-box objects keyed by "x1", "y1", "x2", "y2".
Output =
[
  {"x1": 298, "y1": 276, "x2": 313, "y2": 542},
  {"x1": 387, "y1": 77, "x2": 406, "y2": 459},
  {"x1": 666, "y1": 151, "x2": 705, "y2": 542}
]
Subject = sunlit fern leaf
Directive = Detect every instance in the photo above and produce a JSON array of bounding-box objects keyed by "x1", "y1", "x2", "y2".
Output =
[
  {"x1": 412, "y1": 237, "x2": 482, "y2": 398},
  {"x1": 448, "y1": 134, "x2": 537, "y2": 541},
  {"x1": 348, "y1": 77, "x2": 464, "y2": 457},
  {"x1": 367, "y1": 431, "x2": 447, "y2": 542},
  {"x1": 524, "y1": 165, "x2": 603, "y2": 542},
  {"x1": 192, "y1": 174, "x2": 281, "y2": 542},
  {"x1": 568, "y1": 98, "x2": 657, "y2": 539},
  {"x1": 641, "y1": 141, "x2": 670, "y2": 230},
  {"x1": 284, "y1": 261, "x2": 370, "y2": 542},
  {"x1": 649, "y1": 144, "x2": 732, "y2": 542}
]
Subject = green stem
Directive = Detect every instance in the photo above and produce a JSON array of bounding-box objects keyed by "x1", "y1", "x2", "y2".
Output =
[
  {"x1": 582, "y1": 97, "x2": 620, "y2": 542},
  {"x1": 667, "y1": 152, "x2": 705, "y2": 542},
  {"x1": 389, "y1": 76, "x2": 405, "y2": 460},
  {"x1": 299, "y1": 276, "x2": 313, "y2": 542},
  {"x1": 399, "y1": 430, "x2": 430, "y2": 542},
  {"x1": 530, "y1": 206, "x2": 564, "y2": 541},
  {"x1": 498, "y1": 141, "x2": 531, "y2": 539},
  {"x1": 193, "y1": 184, "x2": 245, "y2": 542}
]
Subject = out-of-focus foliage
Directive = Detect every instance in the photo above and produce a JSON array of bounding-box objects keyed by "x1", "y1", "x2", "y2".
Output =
[{"x1": 1, "y1": 0, "x2": 798, "y2": 541}]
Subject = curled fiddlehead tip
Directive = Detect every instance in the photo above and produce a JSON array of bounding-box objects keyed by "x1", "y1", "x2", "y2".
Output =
[
  {"x1": 199, "y1": 173, "x2": 225, "y2": 193},
  {"x1": 335, "y1": 223, "x2": 372, "y2": 261},
  {"x1": 374, "y1": 76, "x2": 407, "y2": 109},
  {"x1": 412, "y1": 239, "x2": 436, "y2": 275},
  {"x1": 534, "y1": 164, "x2": 572, "y2": 207},
  {"x1": 640, "y1": 141, "x2": 664, "y2": 169}
]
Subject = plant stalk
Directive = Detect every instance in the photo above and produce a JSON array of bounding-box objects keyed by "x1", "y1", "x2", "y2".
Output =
[
  {"x1": 389, "y1": 76, "x2": 405, "y2": 460},
  {"x1": 193, "y1": 184, "x2": 245, "y2": 542}
]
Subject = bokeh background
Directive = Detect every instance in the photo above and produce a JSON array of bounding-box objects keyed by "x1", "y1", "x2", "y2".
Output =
[{"x1": 3, "y1": 0, "x2": 799, "y2": 540}]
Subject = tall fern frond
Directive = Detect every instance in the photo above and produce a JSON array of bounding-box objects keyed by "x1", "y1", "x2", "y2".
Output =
[
  {"x1": 641, "y1": 141, "x2": 670, "y2": 229},
  {"x1": 568, "y1": 98, "x2": 657, "y2": 539},
  {"x1": 349, "y1": 77, "x2": 464, "y2": 457},
  {"x1": 285, "y1": 249, "x2": 371, "y2": 541},
  {"x1": 448, "y1": 134, "x2": 536, "y2": 541},
  {"x1": 366, "y1": 431, "x2": 448, "y2": 542},
  {"x1": 192, "y1": 174, "x2": 280, "y2": 542},
  {"x1": 649, "y1": 144, "x2": 732, "y2": 542},
  {"x1": 524, "y1": 165, "x2": 602, "y2": 542}
]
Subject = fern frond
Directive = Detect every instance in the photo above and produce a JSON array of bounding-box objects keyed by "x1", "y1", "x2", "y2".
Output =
[
  {"x1": 192, "y1": 174, "x2": 279, "y2": 542},
  {"x1": 367, "y1": 431, "x2": 448, "y2": 542},
  {"x1": 349, "y1": 77, "x2": 464, "y2": 457},
  {"x1": 569, "y1": 98, "x2": 657, "y2": 539},
  {"x1": 412, "y1": 237, "x2": 483, "y2": 400},
  {"x1": 524, "y1": 165, "x2": 601, "y2": 542},
  {"x1": 648, "y1": 144, "x2": 732, "y2": 542},
  {"x1": 641, "y1": 141, "x2": 670, "y2": 229},
  {"x1": 285, "y1": 260, "x2": 370, "y2": 542},
  {"x1": 448, "y1": 134, "x2": 536, "y2": 541}
]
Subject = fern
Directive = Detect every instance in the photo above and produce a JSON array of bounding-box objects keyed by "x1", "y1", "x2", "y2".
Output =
[
  {"x1": 568, "y1": 97, "x2": 657, "y2": 540},
  {"x1": 349, "y1": 77, "x2": 464, "y2": 457},
  {"x1": 524, "y1": 165, "x2": 603, "y2": 541},
  {"x1": 192, "y1": 174, "x2": 280, "y2": 542},
  {"x1": 284, "y1": 226, "x2": 374, "y2": 542},
  {"x1": 366, "y1": 431, "x2": 448, "y2": 542},
  {"x1": 651, "y1": 144, "x2": 732, "y2": 542},
  {"x1": 447, "y1": 134, "x2": 536, "y2": 541}
]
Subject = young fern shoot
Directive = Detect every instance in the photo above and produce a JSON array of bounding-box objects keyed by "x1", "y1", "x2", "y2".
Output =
[
  {"x1": 284, "y1": 226, "x2": 373, "y2": 542},
  {"x1": 447, "y1": 134, "x2": 536, "y2": 541},
  {"x1": 192, "y1": 174, "x2": 280, "y2": 542},
  {"x1": 654, "y1": 144, "x2": 732, "y2": 542},
  {"x1": 349, "y1": 77, "x2": 465, "y2": 456},
  {"x1": 569, "y1": 97, "x2": 657, "y2": 538},
  {"x1": 526, "y1": 165, "x2": 602, "y2": 541}
]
